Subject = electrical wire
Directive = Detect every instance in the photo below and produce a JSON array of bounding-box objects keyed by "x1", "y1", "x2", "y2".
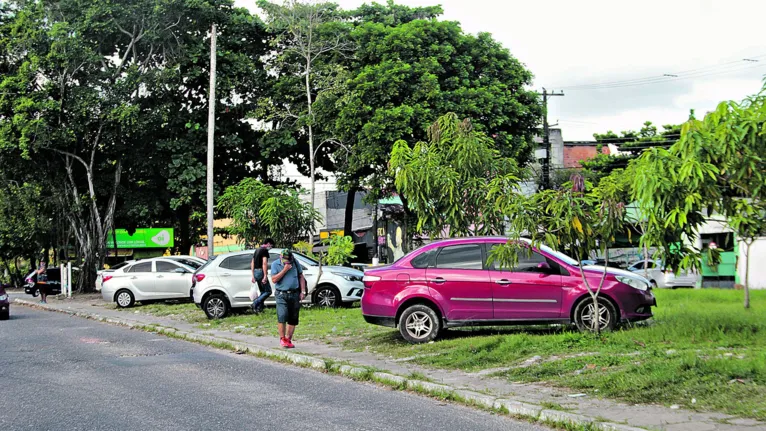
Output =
[{"x1": 556, "y1": 55, "x2": 766, "y2": 90}]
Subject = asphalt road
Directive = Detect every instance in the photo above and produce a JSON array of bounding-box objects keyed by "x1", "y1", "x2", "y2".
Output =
[{"x1": 1, "y1": 306, "x2": 546, "y2": 431}]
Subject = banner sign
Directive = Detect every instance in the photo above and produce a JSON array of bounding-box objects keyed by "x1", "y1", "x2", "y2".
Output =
[{"x1": 106, "y1": 228, "x2": 174, "y2": 249}]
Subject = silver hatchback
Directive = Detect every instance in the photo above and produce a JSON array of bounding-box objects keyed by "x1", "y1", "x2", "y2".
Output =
[{"x1": 101, "y1": 258, "x2": 196, "y2": 307}]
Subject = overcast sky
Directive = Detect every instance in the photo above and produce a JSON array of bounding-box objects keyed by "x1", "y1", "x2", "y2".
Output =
[{"x1": 235, "y1": 0, "x2": 766, "y2": 186}]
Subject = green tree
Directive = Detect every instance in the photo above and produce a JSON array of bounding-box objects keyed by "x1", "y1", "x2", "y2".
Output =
[
  {"x1": 389, "y1": 113, "x2": 523, "y2": 238},
  {"x1": 489, "y1": 172, "x2": 633, "y2": 333},
  {"x1": 256, "y1": 0, "x2": 354, "y2": 242},
  {"x1": 0, "y1": 0, "x2": 199, "y2": 289},
  {"x1": 317, "y1": 2, "x2": 542, "y2": 235},
  {"x1": 218, "y1": 178, "x2": 320, "y2": 248},
  {"x1": 0, "y1": 181, "x2": 51, "y2": 286},
  {"x1": 116, "y1": 1, "x2": 272, "y2": 254},
  {"x1": 636, "y1": 85, "x2": 766, "y2": 309}
]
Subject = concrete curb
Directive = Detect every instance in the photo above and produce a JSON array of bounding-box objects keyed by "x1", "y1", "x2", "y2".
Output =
[{"x1": 15, "y1": 298, "x2": 647, "y2": 431}]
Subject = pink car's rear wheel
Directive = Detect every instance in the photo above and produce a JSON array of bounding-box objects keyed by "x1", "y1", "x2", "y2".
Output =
[{"x1": 398, "y1": 304, "x2": 440, "y2": 343}]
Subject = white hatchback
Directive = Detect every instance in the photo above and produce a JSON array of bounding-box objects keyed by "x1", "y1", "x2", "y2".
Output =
[
  {"x1": 627, "y1": 259, "x2": 699, "y2": 289},
  {"x1": 101, "y1": 258, "x2": 196, "y2": 307},
  {"x1": 192, "y1": 249, "x2": 365, "y2": 319}
]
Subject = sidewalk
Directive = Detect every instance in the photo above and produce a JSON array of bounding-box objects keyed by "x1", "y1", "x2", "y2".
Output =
[{"x1": 12, "y1": 292, "x2": 766, "y2": 431}]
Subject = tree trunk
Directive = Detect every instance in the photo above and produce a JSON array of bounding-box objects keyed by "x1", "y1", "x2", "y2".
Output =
[
  {"x1": 643, "y1": 242, "x2": 649, "y2": 280},
  {"x1": 343, "y1": 187, "x2": 357, "y2": 237},
  {"x1": 744, "y1": 241, "x2": 751, "y2": 310},
  {"x1": 305, "y1": 58, "x2": 315, "y2": 245}
]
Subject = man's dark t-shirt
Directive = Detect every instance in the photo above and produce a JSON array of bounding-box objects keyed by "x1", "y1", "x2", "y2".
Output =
[{"x1": 253, "y1": 247, "x2": 269, "y2": 272}]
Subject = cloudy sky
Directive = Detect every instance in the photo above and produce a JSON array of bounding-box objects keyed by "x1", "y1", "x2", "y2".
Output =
[{"x1": 235, "y1": 0, "x2": 766, "y2": 141}]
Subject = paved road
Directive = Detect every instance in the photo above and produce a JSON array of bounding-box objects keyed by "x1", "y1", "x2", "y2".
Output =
[{"x1": 1, "y1": 306, "x2": 546, "y2": 431}]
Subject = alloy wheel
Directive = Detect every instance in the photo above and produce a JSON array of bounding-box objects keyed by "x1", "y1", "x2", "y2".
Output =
[
  {"x1": 317, "y1": 288, "x2": 337, "y2": 307},
  {"x1": 580, "y1": 302, "x2": 611, "y2": 331},
  {"x1": 206, "y1": 297, "x2": 225, "y2": 318},
  {"x1": 405, "y1": 311, "x2": 433, "y2": 340}
]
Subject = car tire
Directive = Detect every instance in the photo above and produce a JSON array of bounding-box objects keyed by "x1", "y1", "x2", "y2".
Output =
[
  {"x1": 574, "y1": 297, "x2": 617, "y2": 333},
  {"x1": 32, "y1": 288, "x2": 39, "y2": 298},
  {"x1": 650, "y1": 280, "x2": 658, "y2": 289},
  {"x1": 0, "y1": 309, "x2": 9, "y2": 320},
  {"x1": 115, "y1": 289, "x2": 135, "y2": 308},
  {"x1": 314, "y1": 285, "x2": 341, "y2": 308},
  {"x1": 203, "y1": 293, "x2": 229, "y2": 319},
  {"x1": 398, "y1": 304, "x2": 441, "y2": 344}
]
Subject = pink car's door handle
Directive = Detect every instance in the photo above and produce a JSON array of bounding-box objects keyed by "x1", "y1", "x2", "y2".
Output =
[
  {"x1": 431, "y1": 277, "x2": 446, "y2": 284},
  {"x1": 495, "y1": 279, "x2": 512, "y2": 285}
]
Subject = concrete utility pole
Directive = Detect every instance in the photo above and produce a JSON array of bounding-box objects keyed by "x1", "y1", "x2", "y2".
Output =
[
  {"x1": 206, "y1": 24, "x2": 217, "y2": 259},
  {"x1": 539, "y1": 88, "x2": 564, "y2": 190}
]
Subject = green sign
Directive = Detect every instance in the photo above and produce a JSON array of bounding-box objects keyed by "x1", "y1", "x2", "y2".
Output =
[{"x1": 106, "y1": 228, "x2": 174, "y2": 249}]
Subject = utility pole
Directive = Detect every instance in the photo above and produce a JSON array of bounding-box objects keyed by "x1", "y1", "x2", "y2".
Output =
[
  {"x1": 206, "y1": 24, "x2": 217, "y2": 259},
  {"x1": 539, "y1": 88, "x2": 564, "y2": 190}
]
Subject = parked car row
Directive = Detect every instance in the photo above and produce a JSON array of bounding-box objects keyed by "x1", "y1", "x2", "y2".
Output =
[
  {"x1": 96, "y1": 250, "x2": 365, "y2": 319},
  {"x1": 191, "y1": 249, "x2": 364, "y2": 319}
]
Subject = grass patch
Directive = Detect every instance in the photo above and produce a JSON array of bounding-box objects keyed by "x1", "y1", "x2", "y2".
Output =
[{"x1": 119, "y1": 290, "x2": 766, "y2": 420}]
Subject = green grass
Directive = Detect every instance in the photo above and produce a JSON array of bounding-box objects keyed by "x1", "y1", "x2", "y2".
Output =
[{"x1": 122, "y1": 290, "x2": 766, "y2": 420}]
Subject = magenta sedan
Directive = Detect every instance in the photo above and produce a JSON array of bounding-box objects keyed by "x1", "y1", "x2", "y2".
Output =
[{"x1": 361, "y1": 237, "x2": 656, "y2": 343}]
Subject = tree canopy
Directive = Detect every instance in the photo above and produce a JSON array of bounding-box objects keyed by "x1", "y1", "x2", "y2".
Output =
[{"x1": 390, "y1": 112, "x2": 523, "y2": 237}]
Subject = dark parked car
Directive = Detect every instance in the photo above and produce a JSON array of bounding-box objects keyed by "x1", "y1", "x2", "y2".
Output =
[
  {"x1": 24, "y1": 268, "x2": 64, "y2": 297},
  {"x1": 0, "y1": 284, "x2": 9, "y2": 320},
  {"x1": 362, "y1": 237, "x2": 656, "y2": 343}
]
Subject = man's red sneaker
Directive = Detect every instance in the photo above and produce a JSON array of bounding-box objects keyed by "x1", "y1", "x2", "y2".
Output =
[
  {"x1": 280, "y1": 337, "x2": 291, "y2": 348},
  {"x1": 285, "y1": 338, "x2": 295, "y2": 349}
]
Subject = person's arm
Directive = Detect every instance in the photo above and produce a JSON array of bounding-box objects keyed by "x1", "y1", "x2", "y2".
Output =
[
  {"x1": 261, "y1": 256, "x2": 268, "y2": 282},
  {"x1": 250, "y1": 255, "x2": 255, "y2": 283}
]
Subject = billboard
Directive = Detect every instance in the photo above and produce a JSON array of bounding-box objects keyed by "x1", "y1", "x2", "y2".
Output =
[{"x1": 106, "y1": 228, "x2": 174, "y2": 249}]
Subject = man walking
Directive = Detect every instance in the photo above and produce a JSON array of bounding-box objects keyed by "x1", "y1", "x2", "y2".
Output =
[
  {"x1": 271, "y1": 249, "x2": 307, "y2": 348},
  {"x1": 250, "y1": 238, "x2": 275, "y2": 313}
]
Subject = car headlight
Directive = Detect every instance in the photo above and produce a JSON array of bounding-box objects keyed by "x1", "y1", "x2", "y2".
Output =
[
  {"x1": 616, "y1": 275, "x2": 648, "y2": 291},
  {"x1": 331, "y1": 272, "x2": 362, "y2": 282},
  {"x1": 0, "y1": 294, "x2": 8, "y2": 301}
]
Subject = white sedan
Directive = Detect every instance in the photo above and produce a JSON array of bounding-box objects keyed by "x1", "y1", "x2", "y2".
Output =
[
  {"x1": 627, "y1": 259, "x2": 699, "y2": 288},
  {"x1": 101, "y1": 258, "x2": 196, "y2": 308}
]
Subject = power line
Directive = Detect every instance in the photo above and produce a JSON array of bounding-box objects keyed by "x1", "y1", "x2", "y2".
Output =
[{"x1": 557, "y1": 55, "x2": 766, "y2": 90}]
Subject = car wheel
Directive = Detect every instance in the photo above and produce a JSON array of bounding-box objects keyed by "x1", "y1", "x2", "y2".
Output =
[
  {"x1": 398, "y1": 304, "x2": 441, "y2": 344},
  {"x1": 574, "y1": 298, "x2": 617, "y2": 332},
  {"x1": 314, "y1": 285, "x2": 341, "y2": 308},
  {"x1": 115, "y1": 289, "x2": 135, "y2": 308},
  {"x1": 203, "y1": 293, "x2": 229, "y2": 319},
  {"x1": 32, "y1": 288, "x2": 39, "y2": 298},
  {"x1": 650, "y1": 280, "x2": 658, "y2": 289},
  {"x1": 0, "y1": 309, "x2": 9, "y2": 320}
]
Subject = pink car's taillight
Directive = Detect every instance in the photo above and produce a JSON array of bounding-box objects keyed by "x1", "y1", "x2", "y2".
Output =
[{"x1": 362, "y1": 275, "x2": 381, "y2": 289}]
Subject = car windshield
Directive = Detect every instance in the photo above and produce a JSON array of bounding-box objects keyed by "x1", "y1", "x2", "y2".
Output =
[
  {"x1": 292, "y1": 252, "x2": 319, "y2": 266},
  {"x1": 539, "y1": 244, "x2": 580, "y2": 267},
  {"x1": 172, "y1": 258, "x2": 202, "y2": 269}
]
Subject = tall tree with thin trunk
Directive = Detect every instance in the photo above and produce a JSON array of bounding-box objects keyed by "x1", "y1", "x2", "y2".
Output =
[{"x1": 257, "y1": 0, "x2": 354, "y2": 243}]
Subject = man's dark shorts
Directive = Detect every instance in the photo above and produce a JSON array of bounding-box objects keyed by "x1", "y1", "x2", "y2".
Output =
[{"x1": 275, "y1": 290, "x2": 301, "y2": 325}]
